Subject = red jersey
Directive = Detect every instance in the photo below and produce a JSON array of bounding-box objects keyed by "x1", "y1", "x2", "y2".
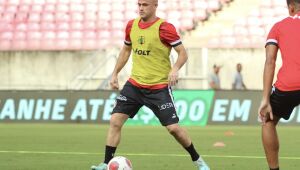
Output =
[
  {"x1": 124, "y1": 18, "x2": 182, "y2": 48},
  {"x1": 124, "y1": 18, "x2": 182, "y2": 89},
  {"x1": 266, "y1": 12, "x2": 300, "y2": 91}
]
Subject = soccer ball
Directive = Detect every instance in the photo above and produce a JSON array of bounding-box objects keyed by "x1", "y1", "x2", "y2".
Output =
[{"x1": 108, "y1": 156, "x2": 133, "y2": 170}]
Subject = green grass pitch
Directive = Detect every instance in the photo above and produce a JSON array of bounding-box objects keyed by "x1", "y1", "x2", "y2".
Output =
[{"x1": 0, "y1": 124, "x2": 299, "y2": 170}]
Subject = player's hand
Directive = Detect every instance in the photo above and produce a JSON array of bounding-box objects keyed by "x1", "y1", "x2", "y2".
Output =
[
  {"x1": 110, "y1": 74, "x2": 119, "y2": 90},
  {"x1": 258, "y1": 101, "x2": 273, "y2": 125},
  {"x1": 168, "y1": 68, "x2": 179, "y2": 87}
]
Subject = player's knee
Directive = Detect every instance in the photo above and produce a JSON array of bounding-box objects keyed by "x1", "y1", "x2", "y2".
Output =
[
  {"x1": 109, "y1": 118, "x2": 123, "y2": 130},
  {"x1": 167, "y1": 125, "x2": 181, "y2": 136}
]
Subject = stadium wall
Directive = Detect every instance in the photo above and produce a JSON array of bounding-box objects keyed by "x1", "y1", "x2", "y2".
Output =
[
  {"x1": 0, "y1": 50, "x2": 114, "y2": 90},
  {"x1": 0, "y1": 48, "x2": 281, "y2": 90}
]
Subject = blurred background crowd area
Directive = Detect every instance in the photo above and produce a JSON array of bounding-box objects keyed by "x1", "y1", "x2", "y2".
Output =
[{"x1": 0, "y1": 0, "x2": 286, "y2": 90}]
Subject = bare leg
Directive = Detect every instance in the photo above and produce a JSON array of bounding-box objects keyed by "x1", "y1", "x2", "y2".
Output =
[
  {"x1": 106, "y1": 113, "x2": 129, "y2": 147},
  {"x1": 166, "y1": 123, "x2": 191, "y2": 147},
  {"x1": 262, "y1": 116, "x2": 280, "y2": 169}
]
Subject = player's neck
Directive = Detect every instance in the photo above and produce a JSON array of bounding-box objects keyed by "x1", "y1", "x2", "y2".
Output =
[{"x1": 140, "y1": 15, "x2": 158, "y2": 23}]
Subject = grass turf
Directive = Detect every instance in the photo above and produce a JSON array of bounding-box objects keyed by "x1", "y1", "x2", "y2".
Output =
[{"x1": 0, "y1": 124, "x2": 299, "y2": 170}]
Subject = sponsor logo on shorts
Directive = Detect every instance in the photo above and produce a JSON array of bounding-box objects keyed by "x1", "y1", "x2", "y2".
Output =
[
  {"x1": 117, "y1": 95, "x2": 127, "y2": 101},
  {"x1": 159, "y1": 102, "x2": 174, "y2": 110}
]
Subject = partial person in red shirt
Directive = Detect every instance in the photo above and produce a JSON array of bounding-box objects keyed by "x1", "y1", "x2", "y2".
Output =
[{"x1": 258, "y1": 1, "x2": 300, "y2": 170}]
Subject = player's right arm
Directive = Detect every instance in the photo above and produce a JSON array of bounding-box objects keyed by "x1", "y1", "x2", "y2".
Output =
[
  {"x1": 258, "y1": 23, "x2": 279, "y2": 123},
  {"x1": 110, "y1": 20, "x2": 133, "y2": 90},
  {"x1": 258, "y1": 44, "x2": 278, "y2": 123},
  {"x1": 110, "y1": 44, "x2": 132, "y2": 90}
]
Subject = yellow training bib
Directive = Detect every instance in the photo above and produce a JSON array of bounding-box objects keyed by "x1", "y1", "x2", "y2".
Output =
[{"x1": 130, "y1": 18, "x2": 171, "y2": 85}]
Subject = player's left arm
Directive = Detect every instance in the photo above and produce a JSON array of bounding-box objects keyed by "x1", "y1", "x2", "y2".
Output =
[
  {"x1": 168, "y1": 44, "x2": 188, "y2": 86},
  {"x1": 160, "y1": 21, "x2": 188, "y2": 86}
]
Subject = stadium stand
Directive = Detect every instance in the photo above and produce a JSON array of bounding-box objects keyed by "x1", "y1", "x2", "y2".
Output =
[
  {"x1": 0, "y1": 0, "x2": 231, "y2": 51},
  {"x1": 206, "y1": 0, "x2": 288, "y2": 48}
]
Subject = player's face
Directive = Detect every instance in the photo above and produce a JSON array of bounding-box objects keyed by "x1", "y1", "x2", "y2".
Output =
[{"x1": 138, "y1": 0, "x2": 157, "y2": 21}]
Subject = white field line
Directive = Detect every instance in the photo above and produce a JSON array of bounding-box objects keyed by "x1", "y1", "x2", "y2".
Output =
[{"x1": 0, "y1": 150, "x2": 300, "y2": 160}]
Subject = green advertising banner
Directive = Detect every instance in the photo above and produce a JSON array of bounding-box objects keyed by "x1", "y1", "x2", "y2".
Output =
[
  {"x1": 0, "y1": 91, "x2": 117, "y2": 123},
  {"x1": 126, "y1": 90, "x2": 215, "y2": 126},
  {"x1": 0, "y1": 90, "x2": 299, "y2": 125}
]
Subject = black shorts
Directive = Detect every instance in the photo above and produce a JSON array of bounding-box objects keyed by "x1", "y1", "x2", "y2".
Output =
[
  {"x1": 112, "y1": 81, "x2": 179, "y2": 126},
  {"x1": 270, "y1": 87, "x2": 300, "y2": 120}
]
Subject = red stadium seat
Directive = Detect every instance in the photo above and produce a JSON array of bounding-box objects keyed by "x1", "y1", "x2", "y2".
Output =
[
  {"x1": 57, "y1": 31, "x2": 69, "y2": 39},
  {"x1": 28, "y1": 13, "x2": 41, "y2": 22},
  {"x1": 27, "y1": 23, "x2": 40, "y2": 31},
  {"x1": 85, "y1": 3, "x2": 98, "y2": 12},
  {"x1": 5, "y1": 5, "x2": 18, "y2": 13},
  {"x1": 7, "y1": 0, "x2": 20, "y2": 5},
  {"x1": 56, "y1": 4, "x2": 69, "y2": 12},
  {"x1": 70, "y1": 31, "x2": 83, "y2": 39},
  {"x1": 15, "y1": 12, "x2": 29, "y2": 22},
  {"x1": 27, "y1": 31, "x2": 42, "y2": 39},
  {"x1": 27, "y1": 40, "x2": 41, "y2": 49},
  {"x1": 84, "y1": 12, "x2": 97, "y2": 21},
  {"x1": 70, "y1": 4, "x2": 84, "y2": 12},
  {"x1": 83, "y1": 31, "x2": 96, "y2": 39},
  {"x1": 0, "y1": 40, "x2": 12, "y2": 50},
  {"x1": 22, "y1": 0, "x2": 33, "y2": 5},
  {"x1": 83, "y1": 21, "x2": 96, "y2": 30},
  {"x1": 57, "y1": 0, "x2": 70, "y2": 4},
  {"x1": 15, "y1": 23, "x2": 28, "y2": 31},
  {"x1": 14, "y1": 32, "x2": 27, "y2": 40},
  {"x1": 41, "y1": 13, "x2": 55, "y2": 22},
  {"x1": 207, "y1": 0, "x2": 221, "y2": 12},
  {"x1": 31, "y1": 4, "x2": 43, "y2": 12},
  {"x1": 12, "y1": 40, "x2": 27, "y2": 50},
  {"x1": 44, "y1": 4, "x2": 56, "y2": 12},
  {"x1": 40, "y1": 39, "x2": 55, "y2": 50},
  {"x1": 69, "y1": 39, "x2": 82, "y2": 49},
  {"x1": 42, "y1": 31, "x2": 56, "y2": 39},
  {"x1": 70, "y1": 12, "x2": 83, "y2": 22},
  {"x1": 70, "y1": 22, "x2": 83, "y2": 30},
  {"x1": 82, "y1": 39, "x2": 98, "y2": 50},
  {"x1": 56, "y1": 22, "x2": 69, "y2": 30},
  {"x1": 0, "y1": 32, "x2": 13, "y2": 40},
  {"x1": 55, "y1": 12, "x2": 70, "y2": 22},
  {"x1": 40, "y1": 22, "x2": 56, "y2": 30},
  {"x1": 0, "y1": 23, "x2": 13, "y2": 32},
  {"x1": 32, "y1": 0, "x2": 46, "y2": 5},
  {"x1": 1, "y1": 13, "x2": 15, "y2": 22}
]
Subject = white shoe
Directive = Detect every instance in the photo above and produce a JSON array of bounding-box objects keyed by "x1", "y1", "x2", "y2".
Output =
[
  {"x1": 194, "y1": 158, "x2": 210, "y2": 170},
  {"x1": 91, "y1": 163, "x2": 107, "y2": 170}
]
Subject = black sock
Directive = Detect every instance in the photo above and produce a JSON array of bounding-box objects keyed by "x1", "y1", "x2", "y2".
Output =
[
  {"x1": 270, "y1": 168, "x2": 279, "y2": 170},
  {"x1": 104, "y1": 145, "x2": 117, "y2": 164},
  {"x1": 184, "y1": 143, "x2": 200, "y2": 161}
]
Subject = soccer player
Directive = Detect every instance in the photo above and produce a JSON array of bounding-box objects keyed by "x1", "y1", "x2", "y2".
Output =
[
  {"x1": 91, "y1": 0, "x2": 210, "y2": 170},
  {"x1": 258, "y1": 0, "x2": 300, "y2": 170}
]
